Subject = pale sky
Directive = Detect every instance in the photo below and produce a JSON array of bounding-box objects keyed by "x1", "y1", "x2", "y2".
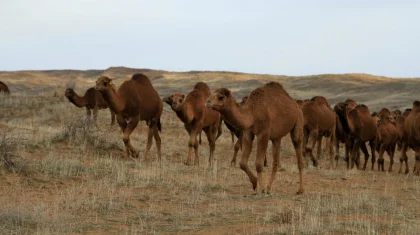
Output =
[{"x1": 1, "y1": 0, "x2": 419, "y2": 77}]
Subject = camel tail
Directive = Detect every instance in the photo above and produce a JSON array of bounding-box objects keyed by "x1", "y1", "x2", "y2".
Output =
[{"x1": 157, "y1": 119, "x2": 162, "y2": 132}]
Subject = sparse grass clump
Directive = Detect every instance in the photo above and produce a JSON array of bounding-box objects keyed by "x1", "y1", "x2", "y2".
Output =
[{"x1": 0, "y1": 131, "x2": 29, "y2": 175}]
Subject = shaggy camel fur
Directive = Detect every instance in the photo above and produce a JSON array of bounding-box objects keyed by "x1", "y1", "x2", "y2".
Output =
[
  {"x1": 65, "y1": 87, "x2": 115, "y2": 125},
  {"x1": 302, "y1": 98, "x2": 336, "y2": 168},
  {"x1": 95, "y1": 74, "x2": 162, "y2": 161},
  {"x1": 335, "y1": 103, "x2": 377, "y2": 170},
  {"x1": 397, "y1": 109, "x2": 412, "y2": 173},
  {"x1": 163, "y1": 90, "x2": 221, "y2": 166},
  {"x1": 0, "y1": 81, "x2": 10, "y2": 94},
  {"x1": 206, "y1": 82, "x2": 305, "y2": 195},
  {"x1": 403, "y1": 101, "x2": 420, "y2": 175},
  {"x1": 375, "y1": 109, "x2": 398, "y2": 172}
]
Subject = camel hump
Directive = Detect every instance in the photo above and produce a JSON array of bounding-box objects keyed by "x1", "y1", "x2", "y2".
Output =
[
  {"x1": 356, "y1": 104, "x2": 370, "y2": 113},
  {"x1": 131, "y1": 73, "x2": 152, "y2": 85},
  {"x1": 193, "y1": 82, "x2": 211, "y2": 97},
  {"x1": 264, "y1": 81, "x2": 284, "y2": 89}
]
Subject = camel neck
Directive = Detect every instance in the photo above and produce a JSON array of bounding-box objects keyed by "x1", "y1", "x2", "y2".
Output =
[
  {"x1": 173, "y1": 102, "x2": 192, "y2": 123},
  {"x1": 101, "y1": 88, "x2": 125, "y2": 114},
  {"x1": 68, "y1": 92, "x2": 87, "y2": 107},
  {"x1": 220, "y1": 100, "x2": 254, "y2": 130}
]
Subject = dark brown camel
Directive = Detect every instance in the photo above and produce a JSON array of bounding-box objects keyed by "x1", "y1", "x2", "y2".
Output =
[
  {"x1": 206, "y1": 82, "x2": 305, "y2": 195},
  {"x1": 302, "y1": 97, "x2": 336, "y2": 169},
  {"x1": 163, "y1": 89, "x2": 221, "y2": 166},
  {"x1": 335, "y1": 103, "x2": 377, "y2": 170},
  {"x1": 375, "y1": 108, "x2": 398, "y2": 172},
  {"x1": 0, "y1": 81, "x2": 10, "y2": 94},
  {"x1": 95, "y1": 74, "x2": 162, "y2": 161},
  {"x1": 65, "y1": 87, "x2": 115, "y2": 125},
  {"x1": 403, "y1": 101, "x2": 420, "y2": 175}
]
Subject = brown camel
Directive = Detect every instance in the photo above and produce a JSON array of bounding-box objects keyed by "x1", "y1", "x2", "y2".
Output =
[
  {"x1": 375, "y1": 108, "x2": 398, "y2": 172},
  {"x1": 0, "y1": 81, "x2": 10, "y2": 94},
  {"x1": 335, "y1": 103, "x2": 377, "y2": 170},
  {"x1": 301, "y1": 97, "x2": 336, "y2": 168},
  {"x1": 95, "y1": 74, "x2": 162, "y2": 161},
  {"x1": 163, "y1": 86, "x2": 221, "y2": 166},
  {"x1": 65, "y1": 87, "x2": 116, "y2": 125},
  {"x1": 206, "y1": 82, "x2": 305, "y2": 195},
  {"x1": 397, "y1": 108, "x2": 412, "y2": 173},
  {"x1": 403, "y1": 101, "x2": 420, "y2": 175},
  {"x1": 391, "y1": 109, "x2": 402, "y2": 124}
]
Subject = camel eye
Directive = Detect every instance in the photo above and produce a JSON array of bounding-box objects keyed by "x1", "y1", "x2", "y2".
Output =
[
  {"x1": 217, "y1": 95, "x2": 224, "y2": 101},
  {"x1": 103, "y1": 82, "x2": 108, "y2": 86}
]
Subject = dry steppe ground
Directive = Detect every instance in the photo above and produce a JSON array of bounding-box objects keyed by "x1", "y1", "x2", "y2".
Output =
[{"x1": 1, "y1": 67, "x2": 420, "y2": 234}]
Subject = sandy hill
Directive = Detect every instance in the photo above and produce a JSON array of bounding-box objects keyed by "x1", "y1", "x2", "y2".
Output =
[{"x1": 1, "y1": 66, "x2": 419, "y2": 111}]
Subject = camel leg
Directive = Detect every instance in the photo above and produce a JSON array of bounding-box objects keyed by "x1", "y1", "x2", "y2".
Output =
[
  {"x1": 255, "y1": 133, "x2": 270, "y2": 194},
  {"x1": 377, "y1": 144, "x2": 386, "y2": 172},
  {"x1": 230, "y1": 131, "x2": 235, "y2": 145},
  {"x1": 144, "y1": 123, "x2": 155, "y2": 160},
  {"x1": 415, "y1": 152, "x2": 420, "y2": 176},
  {"x1": 306, "y1": 129, "x2": 319, "y2": 167},
  {"x1": 345, "y1": 138, "x2": 353, "y2": 169},
  {"x1": 386, "y1": 144, "x2": 395, "y2": 172},
  {"x1": 198, "y1": 132, "x2": 202, "y2": 145},
  {"x1": 351, "y1": 139, "x2": 361, "y2": 169},
  {"x1": 205, "y1": 127, "x2": 217, "y2": 167},
  {"x1": 316, "y1": 135, "x2": 323, "y2": 162},
  {"x1": 86, "y1": 107, "x2": 92, "y2": 121},
  {"x1": 267, "y1": 138, "x2": 281, "y2": 194},
  {"x1": 186, "y1": 122, "x2": 202, "y2": 166},
  {"x1": 290, "y1": 122, "x2": 304, "y2": 195},
  {"x1": 369, "y1": 140, "x2": 377, "y2": 171},
  {"x1": 216, "y1": 118, "x2": 223, "y2": 141},
  {"x1": 153, "y1": 126, "x2": 162, "y2": 162},
  {"x1": 122, "y1": 116, "x2": 140, "y2": 158},
  {"x1": 110, "y1": 110, "x2": 116, "y2": 126},
  {"x1": 324, "y1": 132, "x2": 334, "y2": 169},
  {"x1": 231, "y1": 137, "x2": 241, "y2": 166},
  {"x1": 398, "y1": 143, "x2": 409, "y2": 174},
  {"x1": 239, "y1": 131, "x2": 257, "y2": 192},
  {"x1": 335, "y1": 139, "x2": 341, "y2": 163},
  {"x1": 93, "y1": 106, "x2": 98, "y2": 125}
]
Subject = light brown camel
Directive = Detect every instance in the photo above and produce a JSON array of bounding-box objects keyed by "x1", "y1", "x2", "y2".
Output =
[
  {"x1": 206, "y1": 82, "x2": 305, "y2": 195},
  {"x1": 335, "y1": 103, "x2": 377, "y2": 170},
  {"x1": 403, "y1": 101, "x2": 420, "y2": 175},
  {"x1": 391, "y1": 109, "x2": 402, "y2": 124},
  {"x1": 375, "y1": 108, "x2": 398, "y2": 172},
  {"x1": 301, "y1": 98, "x2": 336, "y2": 169},
  {"x1": 0, "y1": 81, "x2": 10, "y2": 94},
  {"x1": 95, "y1": 73, "x2": 162, "y2": 161},
  {"x1": 65, "y1": 87, "x2": 116, "y2": 125},
  {"x1": 163, "y1": 89, "x2": 221, "y2": 166},
  {"x1": 397, "y1": 108, "x2": 412, "y2": 173}
]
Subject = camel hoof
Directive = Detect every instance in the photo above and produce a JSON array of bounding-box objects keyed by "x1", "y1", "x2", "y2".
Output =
[
  {"x1": 296, "y1": 189, "x2": 304, "y2": 195},
  {"x1": 183, "y1": 161, "x2": 193, "y2": 166},
  {"x1": 278, "y1": 167, "x2": 286, "y2": 172},
  {"x1": 230, "y1": 161, "x2": 236, "y2": 167},
  {"x1": 405, "y1": 169, "x2": 409, "y2": 174}
]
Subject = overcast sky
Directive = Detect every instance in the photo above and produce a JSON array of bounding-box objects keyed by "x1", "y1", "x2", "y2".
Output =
[{"x1": 1, "y1": 0, "x2": 419, "y2": 77}]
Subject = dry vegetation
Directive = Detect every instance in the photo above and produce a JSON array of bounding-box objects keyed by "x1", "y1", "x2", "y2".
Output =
[{"x1": 1, "y1": 68, "x2": 420, "y2": 234}]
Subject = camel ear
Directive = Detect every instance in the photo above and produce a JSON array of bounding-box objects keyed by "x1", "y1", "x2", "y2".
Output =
[
  {"x1": 223, "y1": 89, "x2": 231, "y2": 97},
  {"x1": 109, "y1": 79, "x2": 113, "y2": 85},
  {"x1": 181, "y1": 94, "x2": 185, "y2": 99}
]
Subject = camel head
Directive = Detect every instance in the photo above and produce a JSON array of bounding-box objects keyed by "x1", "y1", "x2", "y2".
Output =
[
  {"x1": 403, "y1": 108, "x2": 412, "y2": 117},
  {"x1": 167, "y1": 93, "x2": 185, "y2": 110},
  {"x1": 95, "y1": 76, "x2": 113, "y2": 92},
  {"x1": 392, "y1": 109, "x2": 402, "y2": 122},
  {"x1": 413, "y1": 100, "x2": 420, "y2": 109},
  {"x1": 206, "y1": 88, "x2": 232, "y2": 111},
  {"x1": 377, "y1": 108, "x2": 392, "y2": 124},
  {"x1": 64, "y1": 88, "x2": 75, "y2": 98}
]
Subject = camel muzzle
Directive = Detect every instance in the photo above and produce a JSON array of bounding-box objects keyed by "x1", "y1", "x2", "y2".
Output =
[{"x1": 205, "y1": 99, "x2": 212, "y2": 109}]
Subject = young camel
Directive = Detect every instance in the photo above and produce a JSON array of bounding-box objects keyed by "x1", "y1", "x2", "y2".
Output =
[
  {"x1": 65, "y1": 87, "x2": 116, "y2": 125},
  {"x1": 0, "y1": 81, "x2": 10, "y2": 94},
  {"x1": 95, "y1": 74, "x2": 163, "y2": 161},
  {"x1": 206, "y1": 82, "x2": 305, "y2": 195},
  {"x1": 403, "y1": 101, "x2": 420, "y2": 175},
  {"x1": 163, "y1": 90, "x2": 221, "y2": 166},
  {"x1": 375, "y1": 108, "x2": 398, "y2": 172},
  {"x1": 301, "y1": 99, "x2": 336, "y2": 169},
  {"x1": 335, "y1": 103, "x2": 377, "y2": 170}
]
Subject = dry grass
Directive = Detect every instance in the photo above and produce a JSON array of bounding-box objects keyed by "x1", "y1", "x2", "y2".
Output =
[{"x1": 1, "y1": 71, "x2": 420, "y2": 234}]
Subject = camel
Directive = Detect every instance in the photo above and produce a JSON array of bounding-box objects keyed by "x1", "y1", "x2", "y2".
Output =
[
  {"x1": 95, "y1": 73, "x2": 163, "y2": 161},
  {"x1": 397, "y1": 108, "x2": 412, "y2": 173},
  {"x1": 0, "y1": 81, "x2": 10, "y2": 94},
  {"x1": 163, "y1": 83, "x2": 221, "y2": 166},
  {"x1": 301, "y1": 97, "x2": 336, "y2": 168},
  {"x1": 403, "y1": 101, "x2": 420, "y2": 175},
  {"x1": 375, "y1": 108, "x2": 398, "y2": 172},
  {"x1": 65, "y1": 87, "x2": 115, "y2": 125},
  {"x1": 206, "y1": 82, "x2": 305, "y2": 195},
  {"x1": 392, "y1": 109, "x2": 402, "y2": 124},
  {"x1": 335, "y1": 103, "x2": 377, "y2": 170}
]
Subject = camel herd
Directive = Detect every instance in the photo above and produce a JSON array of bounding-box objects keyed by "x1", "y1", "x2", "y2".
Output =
[{"x1": 2, "y1": 74, "x2": 420, "y2": 195}]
